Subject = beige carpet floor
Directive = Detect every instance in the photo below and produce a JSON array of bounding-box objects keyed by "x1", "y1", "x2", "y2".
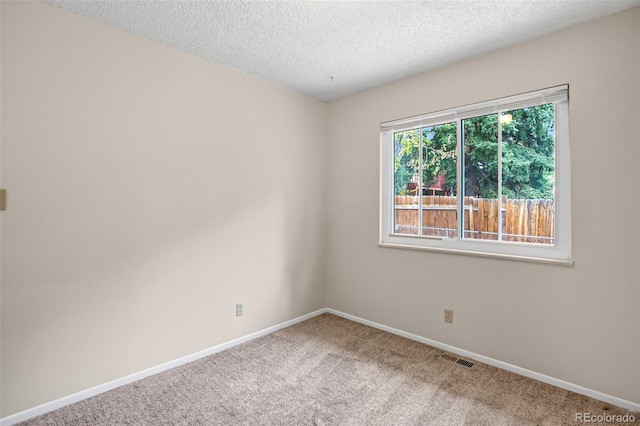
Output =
[{"x1": 20, "y1": 313, "x2": 639, "y2": 425}]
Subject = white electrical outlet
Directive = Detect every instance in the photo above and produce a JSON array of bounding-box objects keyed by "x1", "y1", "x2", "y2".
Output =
[{"x1": 236, "y1": 303, "x2": 244, "y2": 317}]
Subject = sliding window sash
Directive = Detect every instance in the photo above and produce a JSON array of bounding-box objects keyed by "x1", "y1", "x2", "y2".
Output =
[{"x1": 379, "y1": 85, "x2": 572, "y2": 265}]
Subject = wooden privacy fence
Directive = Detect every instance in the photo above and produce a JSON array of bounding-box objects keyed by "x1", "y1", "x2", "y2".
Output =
[{"x1": 394, "y1": 195, "x2": 554, "y2": 244}]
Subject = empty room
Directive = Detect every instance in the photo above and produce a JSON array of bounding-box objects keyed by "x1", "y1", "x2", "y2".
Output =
[{"x1": 1, "y1": 0, "x2": 639, "y2": 424}]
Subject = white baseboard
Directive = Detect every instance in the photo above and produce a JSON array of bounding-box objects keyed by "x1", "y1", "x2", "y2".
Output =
[
  {"x1": 326, "y1": 308, "x2": 640, "y2": 413},
  {"x1": 3, "y1": 307, "x2": 638, "y2": 425},
  {"x1": 0, "y1": 308, "x2": 328, "y2": 426}
]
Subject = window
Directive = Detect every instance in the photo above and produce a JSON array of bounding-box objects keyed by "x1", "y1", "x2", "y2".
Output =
[{"x1": 380, "y1": 85, "x2": 571, "y2": 264}]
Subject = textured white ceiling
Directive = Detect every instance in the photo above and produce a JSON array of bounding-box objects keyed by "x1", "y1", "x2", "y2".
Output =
[{"x1": 44, "y1": 0, "x2": 640, "y2": 102}]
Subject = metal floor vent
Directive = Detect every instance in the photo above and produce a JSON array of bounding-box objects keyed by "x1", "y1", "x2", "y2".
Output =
[{"x1": 439, "y1": 353, "x2": 474, "y2": 368}]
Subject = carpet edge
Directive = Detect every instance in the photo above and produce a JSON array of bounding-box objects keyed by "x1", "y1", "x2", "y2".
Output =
[
  {"x1": 326, "y1": 308, "x2": 640, "y2": 413},
  {"x1": 0, "y1": 308, "x2": 329, "y2": 426}
]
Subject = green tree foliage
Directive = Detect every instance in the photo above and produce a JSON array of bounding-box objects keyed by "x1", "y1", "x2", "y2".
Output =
[
  {"x1": 394, "y1": 104, "x2": 555, "y2": 199},
  {"x1": 501, "y1": 105, "x2": 555, "y2": 199},
  {"x1": 394, "y1": 129, "x2": 419, "y2": 195},
  {"x1": 424, "y1": 123, "x2": 457, "y2": 192}
]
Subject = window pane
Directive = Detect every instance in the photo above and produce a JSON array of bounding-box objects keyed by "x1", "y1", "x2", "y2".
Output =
[
  {"x1": 393, "y1": 129, "x2": 419, "y2": 235},
  {"x1": 421, "y1": 123, "x2": 457, "y2": 237},
  {"x1": 380, "y1": 85, "x2": 569, "y2": 262},
  {"x1": 501, "y1": 104, "x2": 555, "y2": 244},
  {"x1": 462, "y1": 114, "x2": 499, "y2": 241}
]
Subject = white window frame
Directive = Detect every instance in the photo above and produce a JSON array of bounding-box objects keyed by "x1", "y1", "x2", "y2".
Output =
[{"x1": 379, "y1": 85, "x2": 572, "y2": 265}]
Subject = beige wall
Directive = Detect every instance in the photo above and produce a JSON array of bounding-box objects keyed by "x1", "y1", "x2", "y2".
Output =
[
  {"x1": 0, "y1": 1, "x2": 326, "y2": 416},
  {"x1": 0, "y1": 0, "x2": 3, "y2": 417},
  {"x1": 2, "y1": 0, "x2": 640, "y2": 419},
  {"x1": 326, "y1": 7, "x2": 640, "y2": 405}
]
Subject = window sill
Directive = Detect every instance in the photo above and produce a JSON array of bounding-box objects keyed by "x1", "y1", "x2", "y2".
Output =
[{"x1": 377, "y1": 242, "x2": 574, "y2": 266}]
